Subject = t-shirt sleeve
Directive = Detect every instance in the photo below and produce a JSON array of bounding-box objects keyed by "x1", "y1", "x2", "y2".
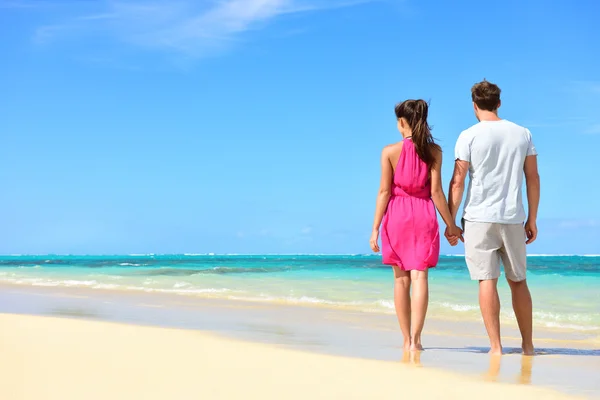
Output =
[
  {"x1": 526, "y1": 128, "x2": 537, "y2": 156},
  {"x1": 454, "y1": 132, "x2": 471, "y2": 162}
]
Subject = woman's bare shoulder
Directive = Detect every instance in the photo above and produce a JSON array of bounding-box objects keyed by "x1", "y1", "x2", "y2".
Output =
[{"x1": 382, "y1": 141, "x2": 403, "y2": 157}]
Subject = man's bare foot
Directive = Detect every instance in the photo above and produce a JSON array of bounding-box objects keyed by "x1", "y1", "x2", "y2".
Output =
[
  {"x1": 522, "y1": 342, "x2": 535, "y2": 356},
  {"x1": 410, "y1": 342, "x2": 423, "y2": 351},
  {"x1": 488, "y1": 346, "x2": 503, "y2": 356}
]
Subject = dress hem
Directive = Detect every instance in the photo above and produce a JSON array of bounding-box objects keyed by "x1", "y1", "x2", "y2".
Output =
[{"x1": 381, "y1": 261, "x2": 437, "y2": 271}]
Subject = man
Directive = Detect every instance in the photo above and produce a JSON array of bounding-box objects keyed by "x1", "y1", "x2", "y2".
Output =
[{"x1": 447, "y1": 80, "x2": 540, "y2": 356}]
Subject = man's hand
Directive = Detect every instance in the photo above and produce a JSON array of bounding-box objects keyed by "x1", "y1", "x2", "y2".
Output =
[
  {"x1": 524, "y1": 219, "x2": 537, "y2": 244},
  {"x1": 369, "y1": 229, "x2": 380, "y2": 252}
]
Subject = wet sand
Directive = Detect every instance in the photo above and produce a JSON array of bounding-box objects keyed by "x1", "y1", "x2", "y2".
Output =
[{"x1": 0, "y1": 284, "x2": 598, "y2": 398}]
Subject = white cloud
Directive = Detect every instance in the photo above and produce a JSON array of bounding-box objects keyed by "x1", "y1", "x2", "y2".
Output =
[
  {"x1": 523, "y1": 117, "x2": 586, "y2": 129},
  {"x1": 0, "y1": 0, "x2": 41, "y2": 8},
  {"x1": 32, "y1": 0, "x2": 378, "y2": 57},
  {"x1": 557, "y1": 219, "x2": 600, "y2": 229},
  {"x1": 300, "y1": 226, "x2": 312, "y2": 234},
  {"x1": 570, "y1": 80, "x2": 600, "y2": 94},
  {"x1": 0, "y1": 0, "x2": 77, "y2": 9},
  {"x1": 584, "y1": 124, "x2": 600, "y2": 135}
]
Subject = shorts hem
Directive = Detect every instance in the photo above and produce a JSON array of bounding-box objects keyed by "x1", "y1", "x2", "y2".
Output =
[
  {"x1": 462, "y1": 217, "x2": 526, "y2": 225},
  {"x1": 469, "y1": 274, "x2": 501, "y2": 281}
]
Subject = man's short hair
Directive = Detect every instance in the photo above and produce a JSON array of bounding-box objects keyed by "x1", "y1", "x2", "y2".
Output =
[{"x1": 471, "y1": 80, "x2": 501, "y2": 111}]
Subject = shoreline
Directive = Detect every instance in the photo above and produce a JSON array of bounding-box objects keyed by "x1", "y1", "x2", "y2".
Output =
[
  {"x1": 0, "y1": 313, "x2": 584, "y2": 400},
  {"x1": 0, "y1": 284, "x2": 598, "y2": 398},
  {"x1": 2, "y1": 254, "x2": 598, "y2": 336},
  {"x1": 0, "y1": 282, "x2": 598, "y2": 341}
]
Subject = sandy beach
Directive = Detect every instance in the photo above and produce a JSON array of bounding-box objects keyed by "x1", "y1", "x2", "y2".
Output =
[
  {"x1": 0, "y1": 284, "x2": 598, "y2": 399},
  {"x1": 0, "y1": 313, "x2": 584, "y2": 400}
]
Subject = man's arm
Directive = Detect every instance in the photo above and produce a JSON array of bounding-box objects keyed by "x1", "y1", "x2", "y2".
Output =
[
  {"x1": 448, "y1": 160, "x2": 469, "y2": 221},
  {"x1": 450, "y1": 132, "x2": 471, "y2": 222},
  {"x1": 524, "y1": 155, "x2": 540, "y2": 244}
]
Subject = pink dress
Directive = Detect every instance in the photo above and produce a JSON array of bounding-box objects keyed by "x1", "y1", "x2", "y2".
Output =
[{"x1": 381, "y1": 138, "x2": 440, "y2": 270}]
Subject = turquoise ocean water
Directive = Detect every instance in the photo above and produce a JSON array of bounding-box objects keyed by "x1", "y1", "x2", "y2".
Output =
[{"x1": 0, "y1": 255, "x2": 598, "y2": 333}]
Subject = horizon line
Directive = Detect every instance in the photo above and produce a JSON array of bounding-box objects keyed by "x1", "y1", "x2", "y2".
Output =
[{"x1": 0, "y1": 253, "x2": 598, "y2": 257}]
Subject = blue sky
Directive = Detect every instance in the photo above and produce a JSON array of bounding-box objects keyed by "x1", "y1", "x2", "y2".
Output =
[{"x1": 1, "y1": 0, "x2": 599, "y2": 255}]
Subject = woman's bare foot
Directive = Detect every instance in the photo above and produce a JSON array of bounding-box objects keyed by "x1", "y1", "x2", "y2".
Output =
[
  {"x1": 410, "y1": 340, "x2": 423, "y2": 351},
  {"x1": 403, "y1": 338, "x2": 411, "y2": 352},
  {"x1": 488, "y1": 346, "x2": 503, "y2": 356}
]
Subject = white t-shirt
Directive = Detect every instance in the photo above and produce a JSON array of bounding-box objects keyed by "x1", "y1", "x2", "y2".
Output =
[{"x1": 455, "y1": 119, "x2": 537, "y2": 224}]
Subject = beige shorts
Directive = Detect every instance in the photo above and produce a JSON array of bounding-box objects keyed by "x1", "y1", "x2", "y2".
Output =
[{"x1": 462, "y1": 220, "x2": 527, "y2": 282}]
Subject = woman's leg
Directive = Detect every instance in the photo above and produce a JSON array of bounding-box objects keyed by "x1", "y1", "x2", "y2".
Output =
[
  {"x1": 393, "y1": 265, "x2": 411, "y2": 351},
  {"x1": 410, "y1": 269, "x2": 429, "y2": 351}
]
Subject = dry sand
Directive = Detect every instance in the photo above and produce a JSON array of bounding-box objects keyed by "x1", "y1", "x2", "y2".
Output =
[{"x1": 0, "y1": 313, "x2": 581, "y2": 400}]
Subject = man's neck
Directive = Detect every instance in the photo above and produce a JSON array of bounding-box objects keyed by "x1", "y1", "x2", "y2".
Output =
[{"x1": 478, "y1": 110, "x2": 501, "y2": 122}]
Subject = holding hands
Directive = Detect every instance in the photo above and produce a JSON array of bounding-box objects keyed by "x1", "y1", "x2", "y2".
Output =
[
  {"x1": 445, "y1": 224, "x2": 464, "y2": 246},
  {"x1": 371, "y1": 223, "x2": 463, "y2": 253}
]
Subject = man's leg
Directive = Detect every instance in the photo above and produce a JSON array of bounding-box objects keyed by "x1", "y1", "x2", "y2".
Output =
[
  {"x1": 479, "y1": 278, "x2": 502, "y2": 355},
  {"x1": 500, "y1": 223, "x2": 534, "y2": 355},
  {"x1": 464, "y1": 221, "x2": 503, "y2": 355},
  {"x1": 507, "y1": 279, "x2": 534, "y2": 355}
]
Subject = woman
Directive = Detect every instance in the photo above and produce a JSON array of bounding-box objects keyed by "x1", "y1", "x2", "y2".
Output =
[{"x1": 370, "y1": 99, "x2": 462, "y2": 351}]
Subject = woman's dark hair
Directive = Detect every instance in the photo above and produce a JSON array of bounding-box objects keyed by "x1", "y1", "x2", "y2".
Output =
[{"x1": 394, "y1": 99, "x2": 440, "y2": 167}]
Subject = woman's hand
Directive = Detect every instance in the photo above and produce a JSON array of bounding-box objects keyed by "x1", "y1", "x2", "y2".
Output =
[
  {"x1": 444, "y1": 224, "x2": 464, "y2": 246},
  {"x1": 370, "y1": 229, "x2": 380, "y2": 252}
]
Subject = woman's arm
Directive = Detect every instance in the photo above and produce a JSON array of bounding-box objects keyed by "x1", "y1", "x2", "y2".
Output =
[
  {"x1": 370, "y1": 146, "x2": 393, "y2": 252},
  {"x1": 430, "y1": 148, "x2": 462, "y2": 242}
]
